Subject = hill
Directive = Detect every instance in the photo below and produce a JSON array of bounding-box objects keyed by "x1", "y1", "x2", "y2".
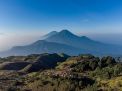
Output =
[
  {"x1": 0, "y1": 54, "x2": 122, "y2": 91},
  {"x1": 0, "y1": 53, "x2": 70, "y2": 72}
]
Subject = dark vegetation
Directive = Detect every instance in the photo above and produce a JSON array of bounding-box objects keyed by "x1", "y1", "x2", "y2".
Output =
[
  {"x1": 0, "y1": 53, "x2": 122, "y2": 91},
  {"x1": 0, "y1": 53, "x2": 69, "y2": 72}
]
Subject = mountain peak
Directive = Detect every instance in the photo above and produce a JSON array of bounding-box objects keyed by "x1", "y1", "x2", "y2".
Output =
[
  {"x1": 59, "y1": 29, "x2": 75, "y2": 36},
  {"x1": 49, "y1": 31, "x2": 58, "y2": 34},
  {"x1": 41, "y1": 31, "x2": 58, "y2": 39},
  {"x1": 45, "y1": 31, "x2": 58, "y2": 36},
  {"x1": 80, "y1": 36, "x2": 92, "y2": 41},
  {"x1": 60, "y1": 29, "x2": 71, "y2": 33},
  {"x1": 81, "y1": 36, "x2": 90, "y2": 39}
]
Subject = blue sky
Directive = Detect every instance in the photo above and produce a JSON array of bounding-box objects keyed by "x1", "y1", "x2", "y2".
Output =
[{"x1": 0, "y1": 0, "x2": 122, "y2": 51}]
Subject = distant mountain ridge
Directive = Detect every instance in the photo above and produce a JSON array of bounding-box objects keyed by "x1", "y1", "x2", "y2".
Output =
[
  {"x1": 45, "y1": 30, "x2": 96, "y2": 49},
  {"x1": 45, "y1": 30, "x2": 122, "y2": 54},
  {"x1": 0, "y1": 29, "x2": 122, "y2": 57},
  {"x1": 0, "y1": 40, "x2": 83, "y2": 57}
]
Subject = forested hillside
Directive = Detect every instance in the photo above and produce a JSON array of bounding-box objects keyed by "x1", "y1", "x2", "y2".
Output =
[{"x1": 0, "y1": 53, "x2": 122, "y2": 91}]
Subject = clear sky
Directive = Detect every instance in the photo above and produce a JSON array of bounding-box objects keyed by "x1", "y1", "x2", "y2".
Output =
[{"x1": 0, "y1": 0, "x2": 122, "y2": 51}]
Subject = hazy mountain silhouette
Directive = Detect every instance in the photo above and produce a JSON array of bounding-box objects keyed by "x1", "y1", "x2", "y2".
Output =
[
  {"x1": 45, "y1": 29, "x2": 96, "y2": 49},
  {"x1": 45, "y1": 30, "x2": 122, "y2": 55},
  {"x1": 41, "y1": 31, "x2": 58, "y2": 39},
  {"x1": 0, "y1": 29, "x2": 122, "y2": 57},
  {"x1": 0, "y1": 40, "x2": 84, "y2": 57}
]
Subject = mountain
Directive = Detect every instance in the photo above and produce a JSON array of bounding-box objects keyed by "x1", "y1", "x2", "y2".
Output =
[
  {"x1": 0, "y1": 40, "x2": 84, "y2": 57},
  {"x1": 45, "y1": 29, "x2": 99, "y2": 49},
  {"x1": 0, "y1": 29, "x2": 122, "y2": 57},
  {"x1": 45, "y1": 30, "x2": 122, "y2": 55}
]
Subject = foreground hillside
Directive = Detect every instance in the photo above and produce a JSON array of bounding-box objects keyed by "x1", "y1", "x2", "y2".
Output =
[
  {"x1": 0, "y1": 53, "x2": 122, "y2": 91},
  {"x1": 0, "y1": 53, "x2": 69, "y2": 72}
]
